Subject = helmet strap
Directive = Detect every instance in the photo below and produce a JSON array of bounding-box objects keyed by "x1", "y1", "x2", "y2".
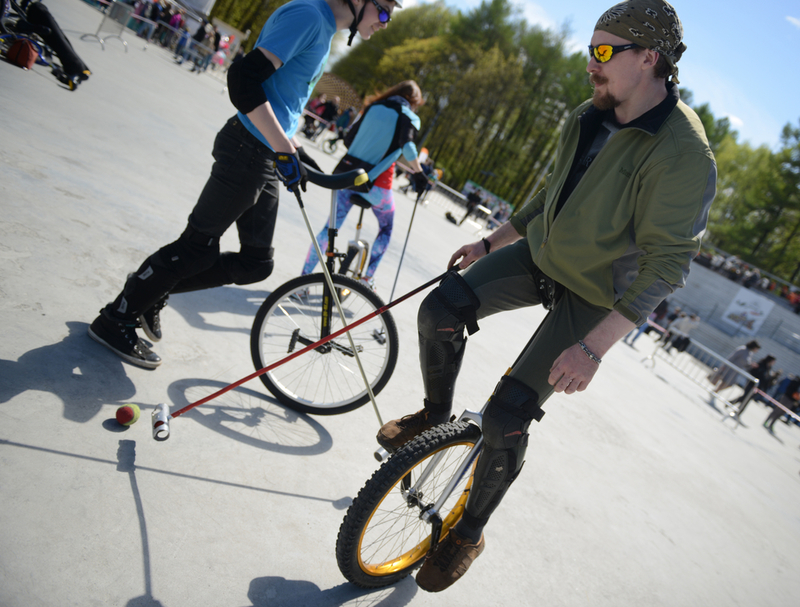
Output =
[{"x1": 346, "y1": 0, "x2": 367, "y2": 46}]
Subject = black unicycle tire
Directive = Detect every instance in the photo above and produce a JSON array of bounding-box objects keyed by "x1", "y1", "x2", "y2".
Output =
[
  {"x1": 250, "y1": 273, "x2": 399, "y2": 415},
  {"x1": 336, "y1": 421, "x2": 482, "y2": 588},
  {"x1": 337, "y1": 244, "x2": 360, "y2": 280}
]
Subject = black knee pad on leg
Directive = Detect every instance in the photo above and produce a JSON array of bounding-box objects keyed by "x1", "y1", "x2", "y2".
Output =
[
  {"x1": 465, "y1": 376, "x2": 542, "y2": 522},
  {"x1": 418, "y1": 271, "x2": 481, "y2": 339},
  {"x1": 171, "y1": 246, "x2": 274, "y2": 293},
  {"x1": 227, "y1": 245, "x2": 274, "y2": 285}
]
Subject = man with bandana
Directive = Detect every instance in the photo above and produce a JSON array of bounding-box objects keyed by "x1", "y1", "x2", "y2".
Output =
[{"x1": 376, "y1": 0, "x2": 716, "y2": 592}]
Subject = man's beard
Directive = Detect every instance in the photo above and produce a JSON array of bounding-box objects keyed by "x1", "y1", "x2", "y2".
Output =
[{"x1": 590, "y1": 75, "x2": 620, "y2": 111}]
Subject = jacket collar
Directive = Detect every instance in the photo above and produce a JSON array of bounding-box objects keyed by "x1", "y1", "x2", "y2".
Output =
[{"x1": 583, "y1": 81, "x2": 680, "y2": 135}]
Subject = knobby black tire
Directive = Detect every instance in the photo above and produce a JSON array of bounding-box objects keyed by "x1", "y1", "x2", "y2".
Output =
[
  {"x1": 336, "y1": 421, "x2": 482, "y2": 588},
  {"x1": 250, "y1": 273, "x2": 399, "y2": 415}
]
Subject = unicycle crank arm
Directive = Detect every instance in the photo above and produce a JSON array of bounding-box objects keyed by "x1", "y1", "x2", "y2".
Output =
[
  {"x1": 291, "y1": 329, "x2": 332, "y2": 354},
  {"x1": 292, "y1": 329, "x2": 361, "y2": 356}
]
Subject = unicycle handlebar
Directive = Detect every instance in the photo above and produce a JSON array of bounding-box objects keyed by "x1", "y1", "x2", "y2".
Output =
[{"x1": 304, "y1": 166, "x2": 370, "y2": 191}]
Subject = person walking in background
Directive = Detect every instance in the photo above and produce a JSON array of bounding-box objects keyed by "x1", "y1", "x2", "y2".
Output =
[
  {"x1": 708, "y1": 340, "x2": 761, "y2": 394},
  {"x1": 764, "y1": 374, "x2": 800, "y2": 431},
  {"x1": 731, "y1": 354, "x2": 776, "y2": 415},
  {"x1": 301, "y1": 80, "x2": 429, "y2": 291},
  {"x1": 663, "y1": 312, "x2": 699, "y2": 353},
  {"x1": 459, "y1": 188, "x2": 484, "y2": 225}
]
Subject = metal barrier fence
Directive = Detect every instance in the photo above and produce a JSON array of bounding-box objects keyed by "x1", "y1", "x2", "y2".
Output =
[
  {"x1": 642, "y1": 323, "x2": 759, "y2": 428},
  {"x1": 81, "y1": 0, "x2": 131, "y2": 51}
]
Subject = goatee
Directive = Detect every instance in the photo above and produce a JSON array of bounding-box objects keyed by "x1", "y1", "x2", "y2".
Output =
[{"x1": 590, "y1": 76, "x2": 620, "y2": 111}]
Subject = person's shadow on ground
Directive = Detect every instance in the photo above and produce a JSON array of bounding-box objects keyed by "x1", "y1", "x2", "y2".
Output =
[
  {"x1": 167, "y1": 286, "x2": 271, "y2": 336},
  {"x1": 0, "y1": 321, "x2": 136, "y2": 422}
]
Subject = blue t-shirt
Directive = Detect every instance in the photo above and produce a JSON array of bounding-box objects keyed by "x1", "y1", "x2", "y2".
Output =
[{"x1": 238, "y1": 0, "x2": 336, "y2": 149}]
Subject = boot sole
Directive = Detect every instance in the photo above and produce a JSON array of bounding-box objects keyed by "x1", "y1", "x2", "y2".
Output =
[{"x1": 87, "y1": 326, "x2": 161, "y2": 369}]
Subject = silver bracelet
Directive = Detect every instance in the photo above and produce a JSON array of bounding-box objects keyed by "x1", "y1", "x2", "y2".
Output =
[{"x1": 578, "y1": 340, "x2": 602, "y2": 364}]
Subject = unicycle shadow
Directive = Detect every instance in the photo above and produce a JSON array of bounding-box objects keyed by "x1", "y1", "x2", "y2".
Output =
[
  {"x1": 167, "y1": 378, "x2": 334, "y2": 455},
  {"x1": 244, "y1": 576, "x2": 418, "y2": 607}
]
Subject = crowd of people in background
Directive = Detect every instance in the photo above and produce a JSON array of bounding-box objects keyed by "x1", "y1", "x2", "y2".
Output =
[
  {"x1": 111, "y1": 0, "x2": 241, "y2": 75},
  {"x1": 695, "y1": 251, "x2": 800, "y2": 313},
  {"x1": 623, "y1": 297, "x2": 799, "y2": 430}
]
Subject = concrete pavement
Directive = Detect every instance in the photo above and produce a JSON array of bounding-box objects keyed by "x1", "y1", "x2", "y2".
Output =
[{"x1": 1, "y1": 2, "x2": 799, "y2": 605}]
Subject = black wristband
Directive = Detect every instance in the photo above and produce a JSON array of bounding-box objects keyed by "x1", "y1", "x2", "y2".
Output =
[{"x1": 482, "y1": 238, "x2": 491, "y2": 254}]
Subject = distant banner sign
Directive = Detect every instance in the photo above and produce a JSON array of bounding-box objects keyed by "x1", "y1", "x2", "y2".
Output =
[{"x1": 721, "y1": 287, "x2": 774, "y2": 336}]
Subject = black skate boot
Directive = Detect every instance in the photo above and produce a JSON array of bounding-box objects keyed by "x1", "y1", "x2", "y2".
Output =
[
  {"x1": 139, "y1": 296, "x2": 168, "y2": 343},
  {"x1": 88, "y1": 308, "x2": 161, "y2": 369}
]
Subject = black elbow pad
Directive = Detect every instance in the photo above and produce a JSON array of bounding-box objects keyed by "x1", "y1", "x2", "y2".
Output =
[{"x1": 227, "y1": 49, "x2": 276, "y2": 114}]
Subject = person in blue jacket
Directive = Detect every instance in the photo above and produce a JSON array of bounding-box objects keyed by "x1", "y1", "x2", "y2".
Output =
[
  {"x1": 301, "y1": 80, "x2": 428, "y2": 290},
  {"x1": 88, "y1": 0, "x2": 399, "y2": 369}
]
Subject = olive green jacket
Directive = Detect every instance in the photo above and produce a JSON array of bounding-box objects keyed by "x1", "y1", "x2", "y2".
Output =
[{"x1": 510, "y1": 85, "x2": 716, "y2": 325}]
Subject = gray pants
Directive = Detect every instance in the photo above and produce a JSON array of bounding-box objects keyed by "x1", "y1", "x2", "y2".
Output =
[
  {"x1": 460, "y1": 240, "x2": 610, "y2": 404},
  {"x1": 430, "y1": 240, "x2": 612, "y2": 530}
]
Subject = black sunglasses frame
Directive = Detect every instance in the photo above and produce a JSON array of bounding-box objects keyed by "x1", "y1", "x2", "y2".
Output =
[{"x1": 588, "y1": 43, "x2": 640, "y2": 63}]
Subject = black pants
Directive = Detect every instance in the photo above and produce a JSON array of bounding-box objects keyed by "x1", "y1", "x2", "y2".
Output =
[{"x1": 107, "y1": 116, "x2": 280, "y2": 317}]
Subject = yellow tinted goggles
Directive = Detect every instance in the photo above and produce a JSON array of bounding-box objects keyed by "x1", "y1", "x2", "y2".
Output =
[{"x1": 588, "y1": 43, "x2": 640, "y2": 63}]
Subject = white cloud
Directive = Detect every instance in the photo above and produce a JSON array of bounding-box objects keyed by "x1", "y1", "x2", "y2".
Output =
[
  {"x1": 725, "y1": 114, "x2": 745, "y2": 130},
  {"x1": 519, "y1": 2, "x2": 558, "y2": 31},
  {"x1": 787, "y1": 16, "x2": 800, "y2": 29}
]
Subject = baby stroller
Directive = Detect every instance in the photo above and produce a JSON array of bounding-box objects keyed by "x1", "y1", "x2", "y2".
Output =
[{"x1": 1, "y1": 0, "x2": 91, "y2": 90}]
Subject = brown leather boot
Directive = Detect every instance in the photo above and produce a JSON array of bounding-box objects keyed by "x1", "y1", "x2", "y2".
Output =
[
  {"x1": 416, "y1": 529, "x2": 485, "y2": 592},
  {"x1": 376, "y1": 409, "x2": 437, "y2": 452}
]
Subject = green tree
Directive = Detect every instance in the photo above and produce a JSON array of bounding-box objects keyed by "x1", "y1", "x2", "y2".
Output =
[
  {"x1": 333, "y1": 1, "x2": 591, "y2": 206},
  {"x1": 210, "y1": 0, "x2": 290, "y2": 51},
  {"x1": 705, "y1": 119, "x2": 800, "y2": 283},
  {"x1": 693, "y1": 103, "x2": 736, "y2": 154}
]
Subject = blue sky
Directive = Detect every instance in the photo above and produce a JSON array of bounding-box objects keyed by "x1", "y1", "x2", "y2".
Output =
[{"x1": 406, "y1": 0, "x2": 800, "y2": 150}]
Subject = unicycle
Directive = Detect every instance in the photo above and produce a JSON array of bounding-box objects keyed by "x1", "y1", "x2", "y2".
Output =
[
  {"x1": 250, "y1": 186, "x2": 399, "y2": 415},
  {"x1": 336, "y1": 409, "x2": 484, "y2": 588}
]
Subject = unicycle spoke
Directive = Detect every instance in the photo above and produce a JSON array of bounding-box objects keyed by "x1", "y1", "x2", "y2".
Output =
[
  {"x1": 337, "y1": 422, "x2": 482, "y2": 588},
  {"x1": 251, "y1": 273, "x2": 399, "y2": 415}
]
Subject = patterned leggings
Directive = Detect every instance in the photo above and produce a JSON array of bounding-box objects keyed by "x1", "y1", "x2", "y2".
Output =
[{"x1": 301, "y1": 186, "x2": 395, "y2": 278}]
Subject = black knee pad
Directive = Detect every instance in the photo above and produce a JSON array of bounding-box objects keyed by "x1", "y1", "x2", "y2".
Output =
[
  {"x1": 463, "y1": 377, "x2": 542, "y2": 522},
  {"x1": 418, "y1": 271, "x2": 481, "y2": 340},
  {"x1": 154, "y1": 226, "x2": 221, "y2": 277},
  {"x1": 417, "y1": 273, "x2": 479, "y2": 407},
  {"x1": 171, "y1": 246, "x2": 273, "y2": 293},
  {"x1": 224, "y1": 245, "x2": 274, "y2": 285},
  {"x1": 482, "y1": 375, "x2": 544, "y2": 450}
]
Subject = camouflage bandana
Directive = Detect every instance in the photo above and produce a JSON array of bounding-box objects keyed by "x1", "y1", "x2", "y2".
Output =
[{"x1": 595, "y1": 1, "x2": 687, "y2": 83}]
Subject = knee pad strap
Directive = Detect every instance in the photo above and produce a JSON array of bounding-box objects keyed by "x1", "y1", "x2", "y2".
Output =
[
  {"x1": 433, "y1": 271, "x2": 480, "y2": 335},
  {"x1": 418, "y1": 271, "x2": 480, "y2": 339}
]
